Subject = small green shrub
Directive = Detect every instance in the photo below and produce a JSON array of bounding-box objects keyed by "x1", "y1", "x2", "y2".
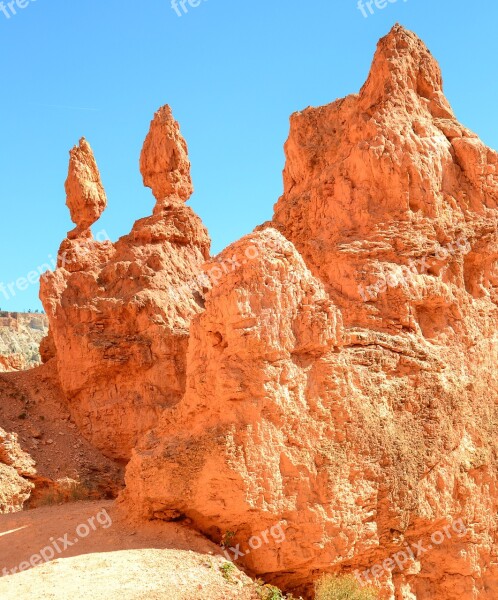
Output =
[
  {"x1": 221, "y1": 530, "x2": 236, "y2": 548},
  {"x1": 315, "y1": 574, "x2": 379, "y2": 600},
  {"x1": 257, "y1": 584, "x2": 285, "y2": 600},
  {"x1": 34, "y1": 481, "x2": 94, "y2": 507},
  {"x1": 220, "y1": 561, "x2": 236, "y2": 582},
  {"x1": 255, "y1": 580, "x2": 303, "y2": 600}
]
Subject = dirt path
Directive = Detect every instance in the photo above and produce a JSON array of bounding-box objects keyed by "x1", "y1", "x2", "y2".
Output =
[{"x1": 0, "y1": 501, "x2": 261, "y2": 599}]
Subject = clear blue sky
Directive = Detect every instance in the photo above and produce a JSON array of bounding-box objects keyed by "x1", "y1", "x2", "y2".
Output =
[{"x1": 0, "y1": 0, "x2": 496, "y2": 311}]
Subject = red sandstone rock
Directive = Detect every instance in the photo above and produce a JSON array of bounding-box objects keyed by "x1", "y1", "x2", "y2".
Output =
[
  {"x1": 272, "y1": 23, "x2": 498, "y2": 335},
  {"x1": 140, "y1": 105, "x2": 194, "y2": 205},
  {"x1": 120, "y1": 26, "x2": 498, "y2": 599},
  {"x1": 40, "y1": 106, "x2": 211, "y2": 460},
  {"x1": 65, "y1": 138, "x2": 107, "y2": 240},
  {"x1": 30, "y1": 23, "x2": 498, "y2": 600},
  {"x1": 0, "y1": 427, "x2": 36, "y2": 477},
  {"x1": 39, "y1": 329, "x2": 56, "y2": 363}
]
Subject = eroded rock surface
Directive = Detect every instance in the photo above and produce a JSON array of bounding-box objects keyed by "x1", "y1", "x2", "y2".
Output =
[
  {"x1": 33, "y1": 23, "x2": 498, "y2": 600},
  {"x1": 65, "y1": 138, "x2": 107, "y2": 240},
  {"x1": 140, "y1": 104, "x2": 194, "y2": 205},
  {"x1": 40, "y1": 106, "x2": 210, "y2": 460},
  {"x1": 272, "y1": 23, "x2": 498, "y2": 336},
  {"x1": 0, "y1": 463, "x2": 33, "y2": 513},
  {"x1": 0, "y1": 426, "x2": 35, "y2": 513},
  {"x1": 120, "y1": 26, "x2": 498, "y2": 599},
  {"x1": 0, "y1": 312, "x2": 48, "y2": 372}
]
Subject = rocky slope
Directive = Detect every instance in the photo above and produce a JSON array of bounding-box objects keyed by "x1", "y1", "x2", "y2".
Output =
[
  {"x1": 36, "y1": 24, "x2": 498, "y2": 600},
  {"x1": 0, "y1": 312, "x2": 48, "y2": 372},
  {"x1": 0, "y1": 362, "x2": 123, "y2": 513}
]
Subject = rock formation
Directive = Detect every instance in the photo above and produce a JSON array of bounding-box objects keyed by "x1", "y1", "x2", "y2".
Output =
[
  {"x1": 0, "y1": 427, "x2": 36, "y2": 477},
  {"x1": 0, "y1": 463, "x2": 33, "y2": 513},
  {"x1": 0, "y1": 426, "x2": 35, "y2": 512},
  {"x1": 272, "y1": 24, "x2": 498, "y2": 334},
  {"x1": 118, "y1": 25, "x2": 498, "y2": 599},
  {"x1": 140, "y1": 104, "x2": 194, "y2": 206},
  {"x1": 65, "y1": 138, "x2": 107, "y2": 240},
  {"x1": 0, "y1": 312, "x2": 48, "y2": 372},
  {"x1": 36, "y1": 23, "x2": 498, "y2": 599},
  {"x1": 40, "y1": 106, "x2": 211, "y2": 460}
]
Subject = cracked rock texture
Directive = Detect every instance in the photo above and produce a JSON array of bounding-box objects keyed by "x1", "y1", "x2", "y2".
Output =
[
  {"x1": 0, "y1": 427, "x2": 35, "y2": 513},
  {"x1": 121, "y1": 26, "x2": 498, "y2": 599},
  {"x1": 0, "y1": 312, "x2": 48, "y2": 372},
  {"x1": 140, "y1": 104, "x2": 194, "y2": 205},
  {"x1": 40, "y1": 107, "x2": 210, "y2": 460},
  {"x1": 40, "y1": 25, "x2": 498, "y2": 600}
]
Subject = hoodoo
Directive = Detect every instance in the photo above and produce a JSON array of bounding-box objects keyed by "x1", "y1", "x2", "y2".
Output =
[
  {"x1": 34, "y1": 25, "x2": 498, "y2": 600},
  {"x1": 119, "y1": 26, "x2": 498, "y2": 598},
  {"x1": 40, "y1": 106, "x2": 210, "y2": 460}
]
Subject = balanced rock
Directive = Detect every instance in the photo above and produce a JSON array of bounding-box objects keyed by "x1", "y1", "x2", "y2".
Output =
[
  {"x1": 65, "y1": 138, "x2": 107, "y2": 240},
  {"x1": 40, "y1": 106, "x2": 210, "y2": 460},
  {"x1": 140, "y1": 104, "x2": 194, "y2": 206}
]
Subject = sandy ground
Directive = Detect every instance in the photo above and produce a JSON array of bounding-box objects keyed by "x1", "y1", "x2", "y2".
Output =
[{"x1": 0, "y1": 500, "x2": 262, "y2": 599}]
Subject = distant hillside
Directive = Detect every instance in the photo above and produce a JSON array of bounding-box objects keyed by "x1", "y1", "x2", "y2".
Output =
[{"x1": 0, "y1": 312, "x2": 48, "y2": 372}]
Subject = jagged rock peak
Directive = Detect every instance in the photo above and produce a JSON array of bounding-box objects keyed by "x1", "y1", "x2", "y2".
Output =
[
  {"x1": 65, "y1": 137, "x2": 107, "y2": 239},
  {"x1": 360, "y1": 23, "x2": 454, "y2": 118},
  {"x1": 140, "y1": 104, "x2": 194, "y2": 206}
]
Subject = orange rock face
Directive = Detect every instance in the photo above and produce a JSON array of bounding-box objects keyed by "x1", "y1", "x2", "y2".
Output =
[
  {"x1": 37, "y1": 24, "x2": 498, "y2": 600},
  {"x1": 40, "y1": 106, "x2": 210, "y2": 460},
  {"x1": 65, "y1": 138, "x2": 108, "y2": 240},
  {"x1": 140, "y1": 105, "x2": 194, "y2": 205},
  {"x1": 119, "y1": 26, "x2": 498, "y2": 599},
  {"x1": 273, "y1": 24, "x2": 498, "y2": 335}
]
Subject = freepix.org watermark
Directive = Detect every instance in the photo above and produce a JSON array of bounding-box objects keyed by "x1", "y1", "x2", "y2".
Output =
[
  {"x1": 221, "y1": 522, "x2": 286, "y2": 562},
  {"x1": 357, "y1": 0, "x2": 408, "y2": 19},
  {"x1": 167, "y1": 522, "x2": 287, "y2": 588},
  {"x1": 354, "y1": 518, "x2": 467, "y2": 587},
  {"x1": 171, "y1": 0, "x2": 207, "y2": 18},
  {"x1": 357, "y1": 235, "x2": 471, "y2": 303},
  {"x1": 1, "y1": 508, "x2": 112, "y2": 577},
  {"x1": 0, "y1": 230, "x2": 109, "y2": 303},
  {"x1": 0, "y1": 0, "x2": 36, "y2": 20}
]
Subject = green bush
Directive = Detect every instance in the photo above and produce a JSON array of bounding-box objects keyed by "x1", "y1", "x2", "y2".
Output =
[
  {"x1": 257, "y1": 585, "x2": 285, "y2": 600},
  {"x1": 219, "y1": 562, "x2": 236, "y2": 582},
  {"x1": 315, "y1": 574, "x2": 378, "y2": 600},
  {"x1": 255, "y1": 580, "x2": 302, "y2": 600}
]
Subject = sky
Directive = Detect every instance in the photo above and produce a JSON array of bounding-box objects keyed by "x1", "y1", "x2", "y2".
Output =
[{"x1": 0, "y1": 0, "x2": 497, "y2": 311}]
